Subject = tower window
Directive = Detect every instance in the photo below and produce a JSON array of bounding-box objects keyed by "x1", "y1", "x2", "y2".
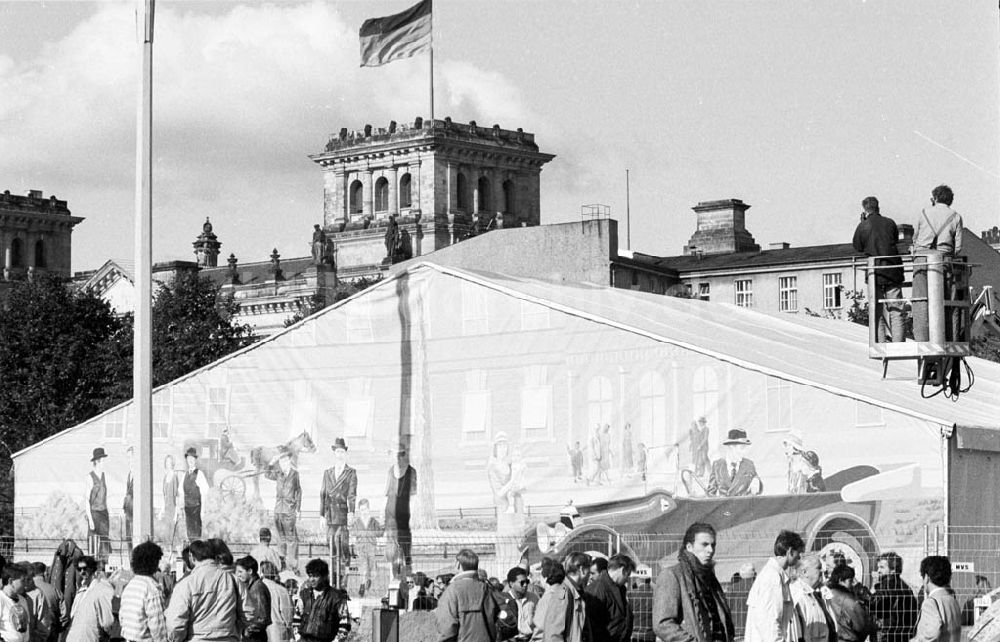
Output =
[
  {"x1": 374, "y1": 177, "x2": 389, "y2": 212},
  {"x1": 456, "y1": 173, "x2": 468, "y2": 211},
  {"x1": 10, "y1": 238, "x2": 23, "y2": 268},
  {"x1": 34, "y1": 240, "x2": 46, "y2": 268},
  {"x1": 399, "y1": 173, "x2": 412, "y2": 209},
  {"x1": 477, "y1": 176, "x2": 491, "y2": 212},
  {"x1": 503, "y1": 179, "x2": 515, "y2": 214},
  {"x1": 349, "y1": 180, "x2": 363, "y2": 214}
]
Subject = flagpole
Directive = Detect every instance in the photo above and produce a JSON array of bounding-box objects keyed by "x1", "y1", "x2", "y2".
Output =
[
  {"x1": 429, "y1": 33, "x2": 434, "y2": 119},
  {"x1": 134, "y1": 0, "x2": 155, "y2": 543}
]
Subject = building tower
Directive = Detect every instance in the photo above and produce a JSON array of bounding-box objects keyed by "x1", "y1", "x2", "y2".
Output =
[
  {"x1": 683, "y1": 199, "x2": 760, "y2": 256},
  {"x1": 0, "y1": 189, "x2": 83, "y2": 290},
  {"x1": 309, "y1": 117, "x2": 555, "y2": 276},
  {"x1": 193, "y1": 217, "x2": 221, "y2": 267}
]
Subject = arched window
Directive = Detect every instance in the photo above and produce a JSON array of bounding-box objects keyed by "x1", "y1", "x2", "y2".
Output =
[
  {"x1": 638, "y1": 371, "x2": 667, "y2": 446},
  {"x1": 587, "y1": 376, "x2": 614, "y2": 431},
  {"x1": 399, "y1": 173, "x2": 412, "y2": 209},
  {"x1": 503, "y1": 179, "x2": 515, "y2": 214},
  {"x1": 349, "y1": 180, "x2": 363, "y2": 214},
  {"x1": 477, "y1": 176, "x2": 491, "y2": 212},
  {"x1": 10, "y1": 238, "x2": 23, "y2": 268},
  {"x1": 374, "y1": 177, "x2": 389, "y2": 212},
  {"x1": 456, "y1": 173, "x2": 468, "y2": 211},
  {"x1": 33, "y1": 240, "x2": 46, "y2": 268}
]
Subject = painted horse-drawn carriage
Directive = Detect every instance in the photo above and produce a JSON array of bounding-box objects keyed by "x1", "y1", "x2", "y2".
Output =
[{"x1": 182, "y1": 429, "x2": 316, "y2": 501}]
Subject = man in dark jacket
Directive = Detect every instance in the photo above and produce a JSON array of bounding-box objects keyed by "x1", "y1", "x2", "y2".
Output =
[
  {"x1": 434, "y1": 549, "x2": 498, "y2": 642},
  {"x1": 298, "y1": 559, "x2": 350, "y2": 642},
  {"x1": 868, "y1": 553, "x2": 917, "y2": 642},
  {"x1": 653, "y1": 522, "x2": 735, "y2": 642},
  {"x1": 826, "y1": 566, "x2": 876, "y2": 642},
  {"x1": 319, "y1": 438, "x2": 357, "y2": 583},
  {"x1": 235, "y1": 556, "x2": 271, "y2": 642},
  {"x1": 852, "y1": 196, "x2": 905, "y2": 343},
  {"x1": 586, "y1": 554, "x2": 635, "y2": 642}
]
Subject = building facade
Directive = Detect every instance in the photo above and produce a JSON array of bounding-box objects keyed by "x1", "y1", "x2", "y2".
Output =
[{"x1": 1, "y1": 189, "x2": 83, "y2": 299}]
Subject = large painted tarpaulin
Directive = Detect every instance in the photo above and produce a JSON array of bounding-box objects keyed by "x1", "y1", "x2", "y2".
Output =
[{"x1": 13, "y1": 262, "x2": 1000, "y2": 580}]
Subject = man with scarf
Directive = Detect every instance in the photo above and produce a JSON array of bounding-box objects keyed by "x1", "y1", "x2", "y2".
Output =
[{"x1": 653, "y1": 523, "x2": 735, "y2": 642}]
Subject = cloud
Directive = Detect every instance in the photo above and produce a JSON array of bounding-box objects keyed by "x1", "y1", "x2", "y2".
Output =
[{"x1": 0, "y1": 1, "x2": 539, "y2": 269}]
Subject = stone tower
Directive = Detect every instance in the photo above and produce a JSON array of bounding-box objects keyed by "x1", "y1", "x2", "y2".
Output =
[
  {"x1": 193, "y1": 217, "x2": 221, "y2": 267},
  {"x1": 309, "y1": 117, "x2": 555, "y2": 273},
  {"x1": 683, "y1": 199, "x2": 760, "y2": 256},
  {"x1": 0, "y1": 189, "x2": 82, "y2": 284}
]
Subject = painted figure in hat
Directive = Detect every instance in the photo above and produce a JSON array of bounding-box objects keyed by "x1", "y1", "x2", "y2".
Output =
[
  {"x1": 83, "y1": 447, "x2": 111, "y2": 560},
  {"x1": 706, "y1": 429, "x2": 762, "y2": 497},
  {"x1": 689, "y1": 416, "x2": 712, "y2": 478},
  {"x1": 180, "y1": 447, "x2": 209, "y2": 539},
  {"x1": 265, "y1": 447, "x2": 301, "y2": 569},
  {"x1": 320, "y1": 437, "x2": 357, "y2": 579},
  {"x1": 385, "y1": 444, "x2": 417, "y2": 579},
  {"x1": 350, "y1": 498, "x2": 381, "y2": 596},
  {"x1": 782, "y1": 430, "x2": 807, "y2": 494}
]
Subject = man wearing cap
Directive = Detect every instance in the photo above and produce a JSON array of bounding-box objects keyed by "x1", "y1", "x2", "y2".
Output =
[
  {"x1": 385, "y1": 445, "x2": 417, "y2": 578},
  {"x1": 265, "y1": 449, "x2": 301, "y2": 570},
  {"x1": 83, "y1": 448, "x2": 111, "y2": 561},
  {"x1": 707, "y1": 430, "x2": 762, "y2": 497},
  {"x1": 319, "y1": 438, "x2": 357, "y2": 581},
  {"x1": 180, "y1": 448, "x2": 209, "y2": 540}
]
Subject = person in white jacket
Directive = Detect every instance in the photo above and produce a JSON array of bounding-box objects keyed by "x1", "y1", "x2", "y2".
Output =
[{"x1": 745, "y1": 530, "x2": 804, "y2": 642}]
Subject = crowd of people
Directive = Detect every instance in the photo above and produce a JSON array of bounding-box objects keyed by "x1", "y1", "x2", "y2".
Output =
[{"x1": 0, "y1": 538, "x2": 351, "y2": 642}]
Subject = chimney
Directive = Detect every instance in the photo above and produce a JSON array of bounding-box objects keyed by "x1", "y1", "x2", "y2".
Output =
[
  {"x1": 683, "y1": 199, "x2": 760, "y2": 256},
  {"x1": 898, "y1": 224, "x2": 914, "y2": 243},
  {"x1": 769, "y1": 242, "x2": 790, "y2": 250}
]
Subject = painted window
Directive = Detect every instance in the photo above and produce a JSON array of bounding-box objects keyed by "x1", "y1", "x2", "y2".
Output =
[
  {"x1": 462, "y1": 370, "x2": 490, "y2": 441},
  {"x1": 461, "y1": 282, "x2": 489, "y2": 335},
  {"x1": 521, "y1": 365, "x2": 552, "y2": 439},
  {"x1": 520, "y1": 299, "x2": 549, "y2": 330},
  {"x1": 692, "y1": 366, "x2": 719, "y2": 432},
  {"x1": 587, "y1": 376, "x2": 614, "y2": 429},
  {"x1": 766, "y1": 376, "x2": 793, "y2": 432},
  {"x1": 104, "y1": 412, "x2": 126, "y2": 440},
  {"x1": 206, "y1": 386, "x2": 229, "y2": 437},
  {"x1": 638, "y1": 370, "x2": 667, "y2": 447},
  {"x1": 153, "y1": 389, "x2": 171, "y2": 440}
]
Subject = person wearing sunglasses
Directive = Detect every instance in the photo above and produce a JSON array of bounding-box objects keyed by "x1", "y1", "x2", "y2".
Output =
[
  {"x1": 497, "y1": 567, "x2": 535, "y2": 642},
  {"x1": 65, "y1": 557, "x2": 114, "y2": 642}
]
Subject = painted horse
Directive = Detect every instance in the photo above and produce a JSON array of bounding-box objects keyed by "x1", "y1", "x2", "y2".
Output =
[{"x1": 249, "y1": 430, "x2": 317, "y2": 497}]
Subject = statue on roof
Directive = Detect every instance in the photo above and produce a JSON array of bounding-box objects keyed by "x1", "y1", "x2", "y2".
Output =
[
  {"x1": 384, "y1": 216, "x2": 401, "y2": 264},
  {"x1": 312, "y1": 224, "x2": 329, "y2": 266}
]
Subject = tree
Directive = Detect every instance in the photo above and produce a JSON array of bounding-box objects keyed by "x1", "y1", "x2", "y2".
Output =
[
  {"x1": 0, "y1": 274, "x2": 132, "y2": 453},
  {"x1": 150, "y1": 271, "x2": 255, "y2": 386}
]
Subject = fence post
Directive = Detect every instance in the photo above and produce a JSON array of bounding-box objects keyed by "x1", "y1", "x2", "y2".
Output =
[
  {"x1": 924, "y1": 524, "x2": 930, "y2": 557},
  {"x1": 934, "y1": 525, "x2": 941, "y2": 555}
]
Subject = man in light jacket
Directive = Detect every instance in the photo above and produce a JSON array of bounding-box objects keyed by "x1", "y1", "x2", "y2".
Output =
[
  {"x1": 789, "y1": 555, "x2": 833, "y2": 642},
  {"x1": 65, "y1": 558, "x2": 114, "y2": 642},
  {"x1": 745, "y1": 530, "x2": 804, "y2": 642},
  {"x1": 165, "y1": 540, "x2": 245, "y2": 642},
  {"x1": 910, "y1": 556, "x2": 960, "y2": 642},
  {"x1": 530, "y1": 553, "x2": 591, "y2": 642}
]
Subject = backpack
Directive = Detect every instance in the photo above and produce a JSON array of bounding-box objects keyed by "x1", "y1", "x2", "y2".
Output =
[{"x1": 495, "y1": 593, "x2": 520, "y2": 641}]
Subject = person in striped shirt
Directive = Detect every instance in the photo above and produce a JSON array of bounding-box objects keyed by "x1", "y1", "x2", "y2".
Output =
[{"x1": 119, "y1": 542, "x2": 168, "y2": 642}]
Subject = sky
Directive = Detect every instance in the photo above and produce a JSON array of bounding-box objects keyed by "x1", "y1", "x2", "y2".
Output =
[{"x1": 1, "y1": 0, "x2": 998, "y2": 271}]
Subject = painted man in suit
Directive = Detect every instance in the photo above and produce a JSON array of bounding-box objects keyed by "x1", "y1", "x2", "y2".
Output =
[
  {"x1": 320, "y1": 437, "x2": 357, "y2": 584},
  {"x1": 707, "y1": 429, "x2": 762, "y2": 497}
]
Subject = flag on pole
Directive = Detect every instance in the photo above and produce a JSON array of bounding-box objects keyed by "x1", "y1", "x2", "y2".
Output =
[{"x1": 360, "y1": 0, "x2": 432, "y2": 67}]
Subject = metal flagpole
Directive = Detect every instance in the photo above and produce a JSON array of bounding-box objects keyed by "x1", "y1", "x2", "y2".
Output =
[
  {"x1": 626, "y1": 169, "x2": 631, "y2": 250},
  {"x1": 134, "y1": 0, "x2": 155, "y2": 544},
  {"x1": 429, "y1": 26, "x2": 434, "y2": 119}
]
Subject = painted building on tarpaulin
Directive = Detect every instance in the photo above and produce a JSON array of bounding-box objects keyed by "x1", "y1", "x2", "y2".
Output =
[{"x1": 13, "y1": 262, "x2": 1000, "y2": 585}]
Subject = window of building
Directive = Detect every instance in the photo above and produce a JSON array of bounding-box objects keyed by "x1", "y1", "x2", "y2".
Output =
[
  {"x1": 462, "y1": 370, "x2": 490, "y2": 441},
  {"x1": 344, "y1": 378, "x2": 373, "y2": 438},
  {"x1": 521, "y1": 365, "x2": 552, "y2": 439},
  {"x1": 461, "y1": 281, "x2": 489, "y2": 335},
  {"x1": 823, "y1": 273, "x2": 843, "y2": 309},
  {"x1": 587, "y1": 376, "x2": 614, "y2": 430},
  {"x1": 638, "y1": 371, "x2": 666, "y2": 447},
  {"x1": 631, "y1": 271, "x2": 639, "y2": 287},
  {"x1": 104, "y1": 412, "x2": 126, "y2": 440},
  {"x1": 692, "y1": 366, "x2": 719, "y2": 434},
  {"x1": 477, "y1": 176, "x2": 491, "y2": 212},
  {"x1": 153, "y1": 389, "x2": 171, "y2": 439},
  {"x1": 33, "y1": 240, "x2": 46, "y2": 268},
  {"x1": 456, "y1": 173, "x2": 468, "y2": 211},
  {"x1": 206, "y1": 386, "x2": 229, "y2": 437},
  {"x1": 778, "y1": 276, "x2": 798, "y2": 312},
  {"x1": 374, "y1": 177, "x2": 389, "y2": 212},
  {"x1": 765, "y1": 376, "x2": 792, "y2": 432},
  {"x1": 399, "y1": 173, "x2": 412, "y2": 209},
  {"x1": 349, "y1": 180, "x2": 363, "y2": 214},
  {"x1": 698, "y1": 283, "x2": 710, "y2": 301},
  {"x1": 734, "y1": 279, "x2": 753, "y2": 307},
  {"x1": 503, "y1": 180, "x2": 515, "y2": 214},
  {"x1": 346, "y1": 299, "x2": 374, "y2": 342},
  {"x1": 10, "y1": 238, "x2": 23, "y2": 268},
  {"x1": 520, "y1": 299, "x2": 549, "y2": 330}
]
